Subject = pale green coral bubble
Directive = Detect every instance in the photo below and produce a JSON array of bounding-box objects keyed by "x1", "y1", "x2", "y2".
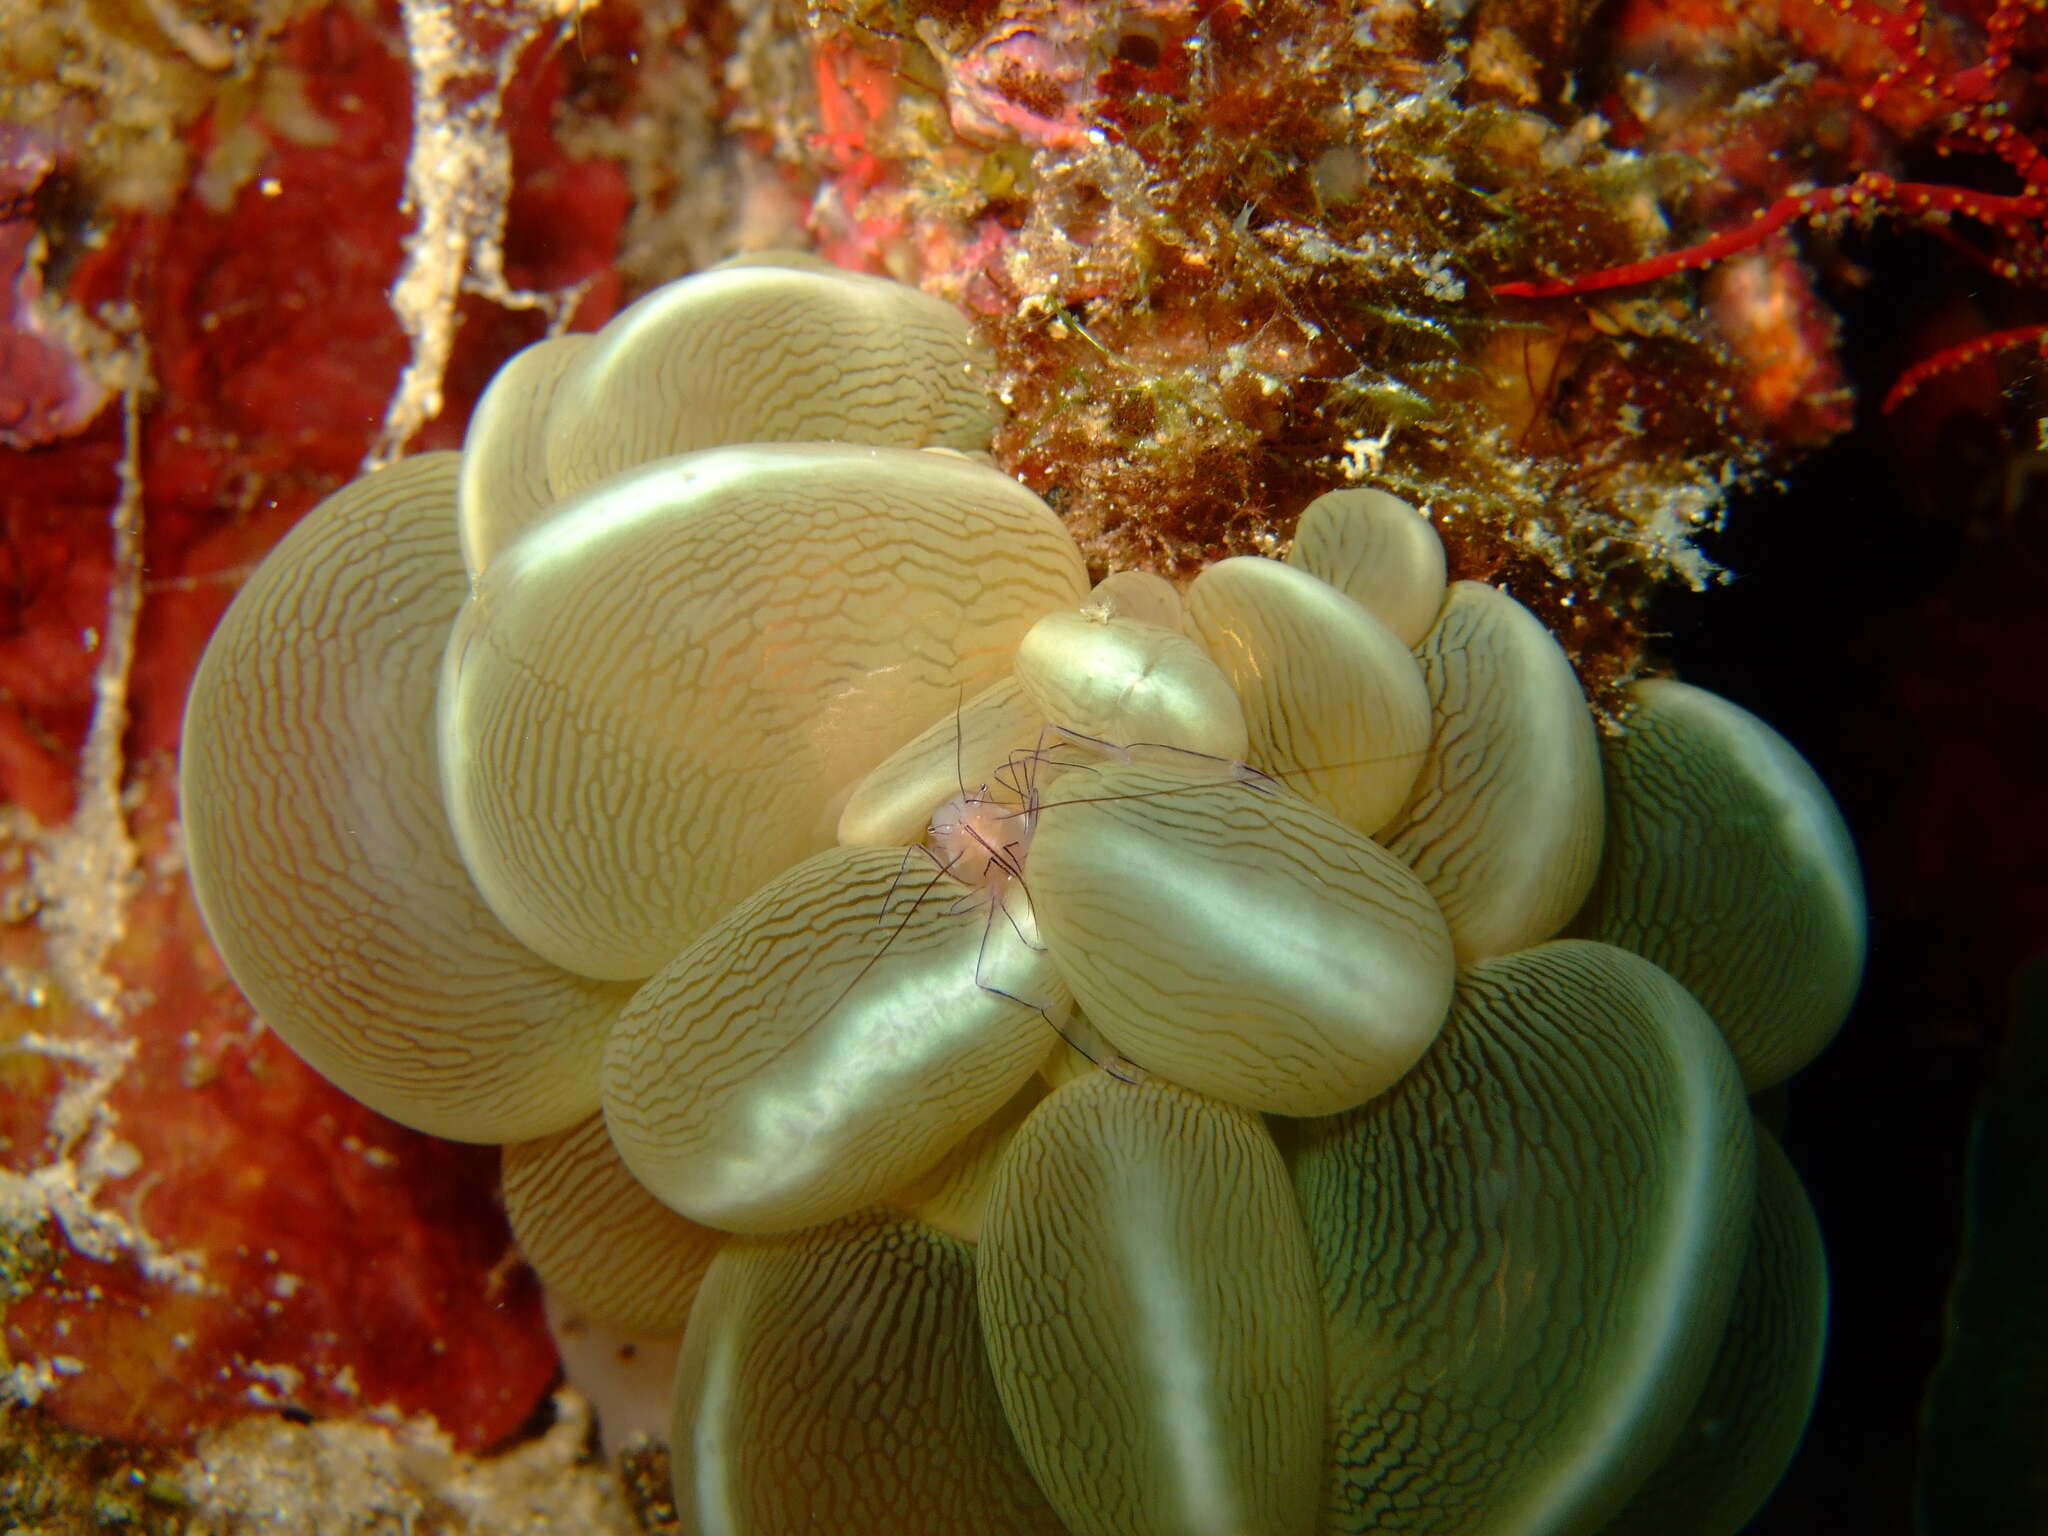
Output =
[
  {"x1": 1087, "y1": 567, "x2": 1186, "y2": 630},
  {"x1": 886, "y1": 1076, "x2": 1046, "y2": 1245},
  {"x1": 1292, "y1": 940, "x2": 1756, "y2": 1536},
  {"x1": 601, "y1": 844, "x2": 1063, "y2": 1235},
  {"x1": 180, "y1": 452, "x2": 625, "y2": 1144},
  {"x1": 978, "y1": 1075, "x2": 1326, "y2": 1536},
  {"x1": 1013, "y1": 609, "x2": 1248, "y2": 760},
  {"x1": 439, "y1": 443, "x2": 1087, "y2": 981},
  {"x1": 1028, "y1": 760, "x2": 1454, "y2": 1115},
  {"x1": 672, "y1": 1209, "x2": 1065, "y2": 1535},
  {"x1": 1186, "y1": 554, "x2": 1431, "y2": 835},
  {"x1": 1604, "y1": 1125, "x2": 1829, "y2": 1536},
  {"x1": 1380, "y1": 580, "x2": 1605, "y2": 963},
  {"x1": 456, "y1": 332, "x2": 589, "y2": 577},
  {"x1": 1284, "y1": 485, "x2": 1447, "y2": 646},
  {"x1": 543, "y1": 261, "x2": 994, "y2": 500},
  {"x1": 1572, "y1": 676, "x2": 1866, "y2": 1089},
  {"x1": 501, "y1": 1112, "x2": 724, "y2": 1337}
]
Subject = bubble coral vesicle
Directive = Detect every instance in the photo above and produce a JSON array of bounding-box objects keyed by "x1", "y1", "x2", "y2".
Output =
[
  {"x1": 671, "y1": 1208, "x2": 1066, "y2": 1534},
  {"x1": 1292, "y1": 940, "x2": 1757, "y2": 1535},
  {"x1": 501, "y1": 1111, "x2": 725, "y2": 1337},
  {"x1": 1571, "y1": 677, "x2": 1867, "y2": 1088},
  {"x1": 1027, "y1": 760, "x2": 1456, "y2": 1116},
  {"x1": 977, "y1": 1075, "x2": 1327, "y2": 1536},
  {"x1": 1185, "y1": 553, "x2": 1433, "y2": 836},
  {"x1": 180, "y1": 451, "x2": 627, "y2": 1145},
  {"x1": 836, "y1": 676, "x2": 1049, "y2": 849},
  {"x1": 438, "y1": 443, "x2": 1088, "y2": 982},
  {"x1": 1283, "y1": 485, "x2": 1449, "y2": 648},
  {"x1": 541, "y1": 261, "x2": 994, "y2": 501},
  {"x1": 601, "y1": 844, "x2": 1062, "y2": 1235},
  {"x1": 1604, "y1": 1125, "x2": 1831, "y2": 1536},
  {"x1": 1013, "y1": 608, "x2": 1249, "y2": 761},
  {"x1": 1381, "y1": 579, "x2": 1607, "y2": 963},
  {"x1": 175, "y1": 255, "x2": 1868, "y2": 1532},
  {"x1": 887, "y1": 1075, "x2": 1046, "y2": 1245},
  {"x1": 457, "y1": 332, "x2": 590, "y2": 575},
  {"x1": 1084, "y1": 568, "x2": 1186, "y2": 633}
]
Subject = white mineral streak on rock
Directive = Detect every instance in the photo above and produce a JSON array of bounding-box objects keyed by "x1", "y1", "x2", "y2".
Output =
[
  {"x1": 0, "y1": 1352, "x2": 84, "y2": 1409},
  {"x1": 0, "y1": 390, "x2": 207, "y2": 1412},
  {"x1": 368, "y1": 0, "x2": 599, "y2": 467},
  {"x1": 12, "y1": 387, "x2": 146, "y2": 1023},
  {"x1": 0, "y1": 1033, "x2": 207, "y2": 1311}
]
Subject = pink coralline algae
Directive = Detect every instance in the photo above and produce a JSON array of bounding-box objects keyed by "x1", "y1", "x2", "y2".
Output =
[{"x1": 917, "y1": 0, "x2": 1182, "y2": 150}]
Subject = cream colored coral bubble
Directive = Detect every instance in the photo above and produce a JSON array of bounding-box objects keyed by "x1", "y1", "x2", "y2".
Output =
[
  {"x1": 1380, "y1": 579, "x2": 1605, "y2": 962},
  {"x1": 501, "y1": 1112, "x2": 724, "y2": 1337},
  {"x1": 1027, "y1": 760, "x2": 1455, "y2": 1115},
  {"x1": 1013, "y1": 608, "x2": 1247, "y2": 759},
  {"x1": 885, "y1": 1077, "x2": 1044, "y2": 1244},
  {"x1": 837, "y1": 677, "x2": 1047, "y2": 849},
  {"x1": 1186, "y1": 554, "x2": 1431, "y2": 835},
  {"x1": 180, "y1": 452, "x2": 626, "y2": 1145},
  {"x1": 1284, "y1": 485, "x2": 1447, "y2": 645},
  {"x1": 456, "y1": 332, "x2": 589, "y2": 576},
  {"x1": 439, "y1": 443, "x2": 1088, "y2": 981},
  {"x1": 601, "y1": 845, "x2": 1063, "y2": 1234},
  {"x1": 544, "y1": 261, "x2": 993, "y2": 500},
  {"x1": 1086, "y1": 568, "x2": 1185, "y2": 630}
]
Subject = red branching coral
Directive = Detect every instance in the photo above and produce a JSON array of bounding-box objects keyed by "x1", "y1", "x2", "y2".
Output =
[{"x1": 1507, "y1": 0, "x2": 2048, "y2": 410}]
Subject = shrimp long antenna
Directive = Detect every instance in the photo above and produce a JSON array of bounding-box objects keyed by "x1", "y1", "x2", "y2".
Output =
[
  {"x1": 1033, "y1": 777, "x2": 1276, "y2": 813},
  {"x1": 845, "y1": 858, "x2": 954, "y2": 1001},
  {"x1": 952, "y1": 683, "x2": 969, "y2": 810},
  {"x1": 970, "y1": 878, "x2": 1142, "y2": 1080}
]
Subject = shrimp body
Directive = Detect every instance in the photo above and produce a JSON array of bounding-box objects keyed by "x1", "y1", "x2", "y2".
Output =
[{"x1": 925, "y1": 781, "x2": 1038, "y2": 900}]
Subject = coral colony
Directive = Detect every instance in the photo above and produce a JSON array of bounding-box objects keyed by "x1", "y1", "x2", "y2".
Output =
[
  {"x1": 5, "y1": 0, "x2": 2040, "y2": 1527},
  {"x1": 183, "y1": 260, "x2": 1861, "y2": 1532}
]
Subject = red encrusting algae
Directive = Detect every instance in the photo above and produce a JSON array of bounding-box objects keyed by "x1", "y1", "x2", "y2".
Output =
[{"x1": 2, "y1": 2, "x2": 624, "y2": 1453}]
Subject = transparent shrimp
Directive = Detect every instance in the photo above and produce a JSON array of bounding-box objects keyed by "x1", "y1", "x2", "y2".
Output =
[
  {"x1": 867, "y1": 714, "x2": 1306, "y2": 1085},
  {"x1": 871, "y1": 718, "x2": 1122, "y2": 1075},
  {"x1": 848, "y1": 632, "x2": 1481, "y2": 1086}
]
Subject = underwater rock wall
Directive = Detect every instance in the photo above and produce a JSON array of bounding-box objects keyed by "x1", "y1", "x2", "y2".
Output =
[{"x1": 0, "y1": 0, "x2": 2043, "y2": 1531}]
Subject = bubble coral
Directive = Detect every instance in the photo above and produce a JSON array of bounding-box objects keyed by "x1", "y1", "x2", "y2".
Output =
[{"x1": 180, "y1": 258, "x2": 1863, "y2": 1533}]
